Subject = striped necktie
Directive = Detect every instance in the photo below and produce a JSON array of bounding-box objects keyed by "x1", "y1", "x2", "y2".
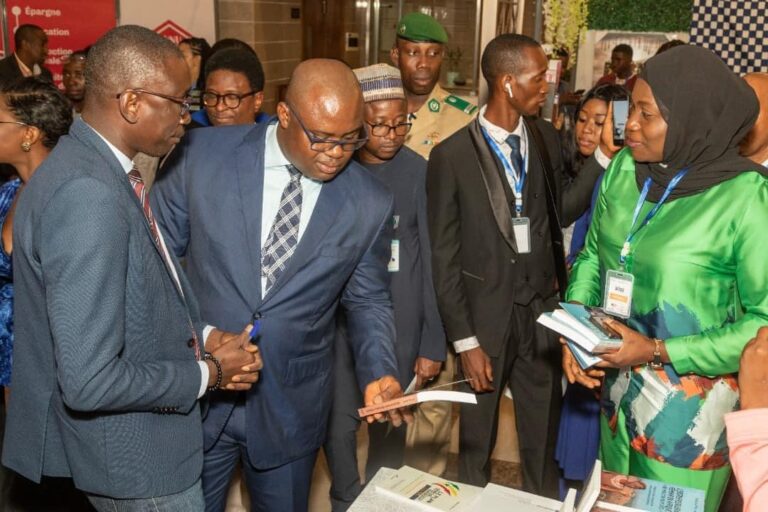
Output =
[
  {"x1": 261, "y1": 165, "x2": 303, "y2": 294},
  {"x1": 128, "y1": 166, "x2": 201, "y2": 360},
  {"x1": 128, "y1": 167, "x2": 162, "y2": 248}
]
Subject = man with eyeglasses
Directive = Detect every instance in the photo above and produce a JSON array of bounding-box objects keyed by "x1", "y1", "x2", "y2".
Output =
[
  {"x1": 392, "y1": 12, "x2": 477, "y2": 161},
  {"x1": 3, "y1": 26, "x2": 263, "y2": 511},
  {"x1": 151, "y1": 58, "x2": 409, "y2": 512},
  {"x1": 195, "y1": 48, "x2": 266, "y2": 128},
  {"x1": 323, "y1": 63, "x2": 445, "y2": 511}
]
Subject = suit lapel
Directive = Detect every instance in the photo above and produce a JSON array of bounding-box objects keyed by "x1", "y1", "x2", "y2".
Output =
[
  {"x1": 71, "y1": 120, "x2": 188, "y2": 303},
  {"x1": 260, "y1": 172, "x2": 346, "y2": 305},
  {"x1": 234, "y1": 128, "x2": 267, "y2": 306},
  {"x1": 467, "y1": 119, "x2": 518, "y2": 253}
]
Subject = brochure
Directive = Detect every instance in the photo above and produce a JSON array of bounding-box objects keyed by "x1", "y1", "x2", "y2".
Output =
[{"x1": 373, "y1": 465, "x2": 481, "y2": 511}]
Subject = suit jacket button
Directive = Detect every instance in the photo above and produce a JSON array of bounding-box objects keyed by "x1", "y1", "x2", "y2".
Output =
[
  {"x1": 510, "y1": 258, "x2": 516, "y2": 264},
  {"x1": 187, "y1": 338, "x2": 195, "y2": 348}
]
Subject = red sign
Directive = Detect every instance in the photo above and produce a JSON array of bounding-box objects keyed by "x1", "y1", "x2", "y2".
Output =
[
  {"x1": 154, "y1": 20, "x2": 192, "y2": 45},
  {"x1": 4, "y1": 1, "x2": 117, "y2": 88}
]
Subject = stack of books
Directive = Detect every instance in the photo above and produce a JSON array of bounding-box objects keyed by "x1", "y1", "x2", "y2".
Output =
[{"x1": 537, "y1": 303, "x2": 624, "y2": 368}]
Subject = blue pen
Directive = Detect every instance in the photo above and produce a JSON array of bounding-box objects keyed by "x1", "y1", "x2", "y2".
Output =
[{"x1": 249, "y1": 314, "x2": 261, "y2": 344}]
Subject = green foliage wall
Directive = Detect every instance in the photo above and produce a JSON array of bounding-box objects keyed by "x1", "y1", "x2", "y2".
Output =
[{"x1": 587, "y1": 0, "x2": 692, "y2": 32}]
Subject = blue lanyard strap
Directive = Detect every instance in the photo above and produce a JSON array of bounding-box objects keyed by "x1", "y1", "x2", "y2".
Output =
[
  {"x1": 619, "y1": 168, "x2": 689, "y2": 265},
  {"x1": 480, "y1": 127, "x2": 526, "y2": 215}
]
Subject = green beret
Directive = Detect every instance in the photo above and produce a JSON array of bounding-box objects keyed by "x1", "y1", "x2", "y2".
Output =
[{"x1": 396, "y1": 12, "x2": 448, "y2": 44}]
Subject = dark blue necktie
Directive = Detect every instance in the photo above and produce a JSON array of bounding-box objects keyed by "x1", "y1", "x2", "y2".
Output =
[{"x1": 505, "y1": 134, "x2": 523, "y2": 179}]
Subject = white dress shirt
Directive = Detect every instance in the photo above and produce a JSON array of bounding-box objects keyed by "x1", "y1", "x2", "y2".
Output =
[
  {"x1": 477, "y1": 104, "x2": 529, "y2": 190},
  {"x1": 259, "y1": 122, "x2": 323, "y2": 297},
  {"x1": 87, "y1": 123, "x2": 209, "y2": 397},
  {"x1": 452, "y1": 108, "x2": 530, "y2": 354}
]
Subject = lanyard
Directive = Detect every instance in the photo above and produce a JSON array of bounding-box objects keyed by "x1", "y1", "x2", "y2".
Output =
[
  {"x1": 481, "y1": 127, "x2": 527, "y2": 215},
  {"x1": 619, "y1": 168, "x2": 688, "y2": 266}
]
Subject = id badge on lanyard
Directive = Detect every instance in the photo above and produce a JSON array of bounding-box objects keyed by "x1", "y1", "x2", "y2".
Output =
[
  {"x1": 604, "y1": 269, "x2": 634, "y2": 318},
  {"x1": 602, "y1": 169, "x2": 688, "y2": 318},
  {"x1": 481, "y1": 127, "x2": 531, "y2": 253},
  {"x1": 388, "y1": 215, "x2": 400, "y2": 272}
]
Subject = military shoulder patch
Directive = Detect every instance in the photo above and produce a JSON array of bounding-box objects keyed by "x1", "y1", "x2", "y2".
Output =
[
  {"x1": 445, "y1": 95, "x2": 478, "y2": 115},
  {"x1": 428, "y1": 98, "x2": 441, "y2": 112}
]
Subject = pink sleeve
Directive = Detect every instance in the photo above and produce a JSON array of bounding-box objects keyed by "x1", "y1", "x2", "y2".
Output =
[{"x1": 726, "y1": 409, "x2": 768, "y2": 511}]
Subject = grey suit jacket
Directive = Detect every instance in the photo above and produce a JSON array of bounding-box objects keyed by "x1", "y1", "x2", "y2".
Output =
[{"x1": 2, "y1": 119, "x2": 206, "y2": 499}]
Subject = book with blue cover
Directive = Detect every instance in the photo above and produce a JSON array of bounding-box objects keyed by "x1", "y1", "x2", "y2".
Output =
[
  {"x1": 557, "y1": 303, "x2": 623, "y2": 353},
  {"x1": 593, "y1": 471, "x2": 705, "y2": 512}
]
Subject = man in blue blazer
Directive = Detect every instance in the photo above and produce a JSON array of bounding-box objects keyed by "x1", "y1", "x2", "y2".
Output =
[
  {"x1": 152, "y1": 59, "x2": 407, "y2": 511},
  {"x1": 3, "y1": 26, "x2": 261, "y2": 511}
]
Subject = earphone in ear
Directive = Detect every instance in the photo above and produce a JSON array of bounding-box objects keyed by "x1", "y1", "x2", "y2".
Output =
[{"x1": 505, "y1": 83, "x2": 513, "y2": 99}]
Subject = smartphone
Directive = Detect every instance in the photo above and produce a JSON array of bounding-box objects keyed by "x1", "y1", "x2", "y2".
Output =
[
  {"x1": 585, "y1": 306, "x2": 624, "y2": 339},
  {"x1": 612, "y1": 99, "x2": 629, "y2": 146}
]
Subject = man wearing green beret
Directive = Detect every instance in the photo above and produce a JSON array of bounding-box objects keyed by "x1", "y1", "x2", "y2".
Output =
[
  {"x1": 392, "y1": 12, "x2": 477, "y2": 161},
  {"x1": 391, "y1": 11, "x2": 475, "y2": 478}
]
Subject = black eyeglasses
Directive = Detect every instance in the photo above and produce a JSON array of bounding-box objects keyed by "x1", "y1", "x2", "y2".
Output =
[
  {"x1": 286, "y1": 103, "x2": 368, "y2": 153},
  {"x1": 366, "y1": 121, "x2": 412, "y2": 137},
  {"x1": 202, "y1": 90, "x2": 257, "y2": 109},
  {"x1": 116, "y1": 88, "x2": 192, "y2": 118}
]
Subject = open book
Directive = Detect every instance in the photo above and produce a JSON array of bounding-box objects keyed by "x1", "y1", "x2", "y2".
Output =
[{"x1": 357, "y1": 390, "x2": 477, "y2": 418}]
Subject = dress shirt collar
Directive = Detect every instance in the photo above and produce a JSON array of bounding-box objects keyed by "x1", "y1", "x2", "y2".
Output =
[
  {"x1": 762, "y1": 158, "x2": 768, "y2": 168},
  {"x1": 14, "y1": 53, "x2": 41, "y2": 78},
  {"x1": 478, "y1": 104, "x2": 525, "y2": 146},
  {"x1": 83, "y1": 121, "x2": 134, "y2": 174},
  {"x1": 264, "y1": 121, "x2": 291, "y2": 169}
]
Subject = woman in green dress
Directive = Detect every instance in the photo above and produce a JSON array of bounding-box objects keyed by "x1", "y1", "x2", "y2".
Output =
[{"x1": 562, "y1": 45, "x2": 768, "y2": 512}]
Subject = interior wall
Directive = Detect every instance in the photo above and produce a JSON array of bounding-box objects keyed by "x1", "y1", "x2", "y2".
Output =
[{"x1": 217, "y1": 0, "x2": 302, "y2": 114}]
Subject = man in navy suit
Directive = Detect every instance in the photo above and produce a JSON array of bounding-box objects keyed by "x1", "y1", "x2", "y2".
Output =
[{"x1": 152, "y1": 58, "x2": 408, "y2": 512}]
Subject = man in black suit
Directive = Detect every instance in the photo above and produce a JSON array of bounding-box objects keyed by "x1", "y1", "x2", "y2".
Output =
[
  {"x1": 0, "y1": 24, "x2": 52, "y2": 87},
  {"x1": 426, "y1": 34, "x2": 601, "y2": 497}
]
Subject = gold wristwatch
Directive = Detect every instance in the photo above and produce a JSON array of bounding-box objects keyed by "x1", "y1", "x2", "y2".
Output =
[{"x1": 649, "y1": 338, "x2": 663, "y2": 369}]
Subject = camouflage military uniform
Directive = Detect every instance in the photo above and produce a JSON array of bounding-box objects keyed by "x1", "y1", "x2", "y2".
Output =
[{"x1": 405, "y1": 84, "x2": 477, "y2": 160}]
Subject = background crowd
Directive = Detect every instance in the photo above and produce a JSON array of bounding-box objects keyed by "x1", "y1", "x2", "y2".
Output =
[{"x1": 0, "y1": 11, "x2": 764, "y2": 512}]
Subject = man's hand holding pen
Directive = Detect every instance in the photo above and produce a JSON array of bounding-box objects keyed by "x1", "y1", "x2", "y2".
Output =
[{"x1": 205, "y1": 324, "x2": 263, "y2": 392}]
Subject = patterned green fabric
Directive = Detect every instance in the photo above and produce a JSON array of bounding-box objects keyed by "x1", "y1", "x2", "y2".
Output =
[
  {"x1": 567, "y1": 147, "x2": 768, "y2": 471},
  {"x1": 600, "y1": 413, "x2": 730, "y2": 512}
]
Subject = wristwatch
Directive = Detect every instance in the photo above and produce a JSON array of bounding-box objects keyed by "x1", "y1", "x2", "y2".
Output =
[{"x1": 649, "y1": 339, "x2": 663, "y2": 369}]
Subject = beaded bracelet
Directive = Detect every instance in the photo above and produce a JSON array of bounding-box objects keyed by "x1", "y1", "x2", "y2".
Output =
[{"x1": 204, "y1": 352, "x2": 223, "y2": 392}]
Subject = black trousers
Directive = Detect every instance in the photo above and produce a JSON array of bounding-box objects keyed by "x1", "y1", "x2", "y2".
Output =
[{"x1": 457, "y1": 295, "x2": 562, "y2": 499}]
